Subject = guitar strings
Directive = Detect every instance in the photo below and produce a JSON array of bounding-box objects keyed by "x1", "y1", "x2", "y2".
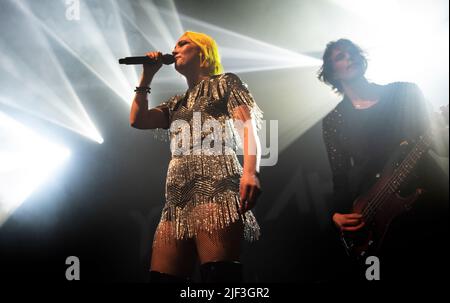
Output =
[{"x1": 361, "y1": 133, "x2": 431, "y2": 222}]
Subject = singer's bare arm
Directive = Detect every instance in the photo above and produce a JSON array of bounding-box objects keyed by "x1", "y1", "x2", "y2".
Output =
[
  {"x1": 232, "y1": 105, "x2": 262, "y2": 213},
  {"x1": 130, "y1": 85, "x2": 169, "y2": 129},
  {"x1": 130, "y1": 52, "x2": 169, "y2": 129}
]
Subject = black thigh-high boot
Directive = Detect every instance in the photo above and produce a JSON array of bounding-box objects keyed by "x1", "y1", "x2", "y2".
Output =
[
  {"x1": 200, "y1": 261, "x2": 243, "y2": 283},
  {"x1": 149, "y1": 270, "x2": 190, "y2": 283}
]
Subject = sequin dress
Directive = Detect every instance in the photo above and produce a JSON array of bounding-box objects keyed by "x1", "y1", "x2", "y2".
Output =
[{"x1": 153, "y1": 73, "x2": 263, "y2": 242}]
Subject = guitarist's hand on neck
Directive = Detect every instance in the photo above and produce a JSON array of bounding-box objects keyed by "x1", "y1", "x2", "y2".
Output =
[{"x1": 332, "y1": 213, "x2": 365, "y2": 233}]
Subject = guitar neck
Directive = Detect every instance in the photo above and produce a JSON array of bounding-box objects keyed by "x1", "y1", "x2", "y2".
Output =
[
  {"x1": 387, "y1": 133, "x2": 432, "y2": 193},
  {"x1": 364, "y1": 132, "x2": 433, "y2": 221}
]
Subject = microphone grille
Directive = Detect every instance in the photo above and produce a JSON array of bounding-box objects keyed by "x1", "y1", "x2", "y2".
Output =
[{"x1": 162, "y1": 54, "x2": 175, "y2": 65}]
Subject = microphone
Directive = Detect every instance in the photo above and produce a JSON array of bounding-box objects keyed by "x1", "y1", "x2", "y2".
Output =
[{"x1": 118, "y1": 54, "x2": 175, "y2": 65}]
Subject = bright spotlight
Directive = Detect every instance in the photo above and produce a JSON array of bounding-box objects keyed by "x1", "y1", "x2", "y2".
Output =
[
  {"x1": 331, "y1": 0, "x2": 449, "y2": 109},
  {"x1": 0, "y1": 0, "x2": 104, "y2": 144},
  {"x1": 0, "y1": 111, "x2": 71, "y2": 227},
  {"x1": 163, "y1": 10, "x2": 321, "y2": 73}
]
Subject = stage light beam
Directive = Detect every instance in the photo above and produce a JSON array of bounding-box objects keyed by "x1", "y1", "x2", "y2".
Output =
[{"x1": 0, "y1": 111, "x2": 71, "y2": 227}]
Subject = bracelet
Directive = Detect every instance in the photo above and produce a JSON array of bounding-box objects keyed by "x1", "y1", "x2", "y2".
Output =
[{"x1": 134, "y1": 86, "x2": 151, "y2": 94}]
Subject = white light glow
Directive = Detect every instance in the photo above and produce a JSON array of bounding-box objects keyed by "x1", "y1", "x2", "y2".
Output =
[
  {"x1": 0, "y1": 111, "x2": 71, "y2": 226},
  {"x1": 0, "y1": 0, "x2": 104, "y2": 144},
  {"x1": 167, "y1": 10, "x2": 321, "y2": 73},
  {"x1": 331, "y1": 0, "x2": 449, "y2": 109},
  {"x1": 14, "y1": 0, "x2": 136, "y2": 105}
]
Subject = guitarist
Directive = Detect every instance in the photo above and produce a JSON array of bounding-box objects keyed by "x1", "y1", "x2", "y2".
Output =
[{"x1": 318, "y1": 38, "x2": 449, "y2": 281}]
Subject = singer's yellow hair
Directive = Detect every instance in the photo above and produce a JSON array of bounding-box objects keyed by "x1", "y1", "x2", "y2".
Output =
[{"x1": 182, "y1": 31, "x2": 223, "y2": 75}]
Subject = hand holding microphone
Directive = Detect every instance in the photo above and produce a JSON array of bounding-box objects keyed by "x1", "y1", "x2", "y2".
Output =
[{"x1": 120, "y1": 52, "x2": 175, "y2": 85}]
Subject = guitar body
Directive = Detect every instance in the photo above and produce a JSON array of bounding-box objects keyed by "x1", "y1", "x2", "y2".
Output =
[
  {"x1": 342, "y1": 141, "x2": 425, "y2": 259},
  {"x1": 345, "y1": 189, "x2": 422, "y2": 259}
]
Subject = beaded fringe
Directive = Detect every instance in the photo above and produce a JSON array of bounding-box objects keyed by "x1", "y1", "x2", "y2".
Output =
[{"x1": 153, "y1": 191, "x2": 260, "y2": 247}]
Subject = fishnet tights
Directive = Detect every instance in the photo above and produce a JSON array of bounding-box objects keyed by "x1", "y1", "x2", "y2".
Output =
[{"x1": 150, "y1": 205, "x2": 243, "y2": 278}]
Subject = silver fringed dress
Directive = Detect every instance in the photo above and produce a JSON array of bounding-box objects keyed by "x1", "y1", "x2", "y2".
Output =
[{"x1": 153, "y1": 73, "x2": 263, "y2": 243}]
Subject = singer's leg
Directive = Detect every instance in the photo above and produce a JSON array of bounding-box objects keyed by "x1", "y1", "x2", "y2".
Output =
[
  {"x1": 193, "y1": 203, "x2": 243, "y2": 263},
  {"x1": 195, "y1": 219, "x2": 243, "y2": 263},
  {"x1": 195, "y1": 207, "x2": 244, "y2": 283},
  {"x1": 150, "y1": 221, "x2": 197, "y2": 279}
]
